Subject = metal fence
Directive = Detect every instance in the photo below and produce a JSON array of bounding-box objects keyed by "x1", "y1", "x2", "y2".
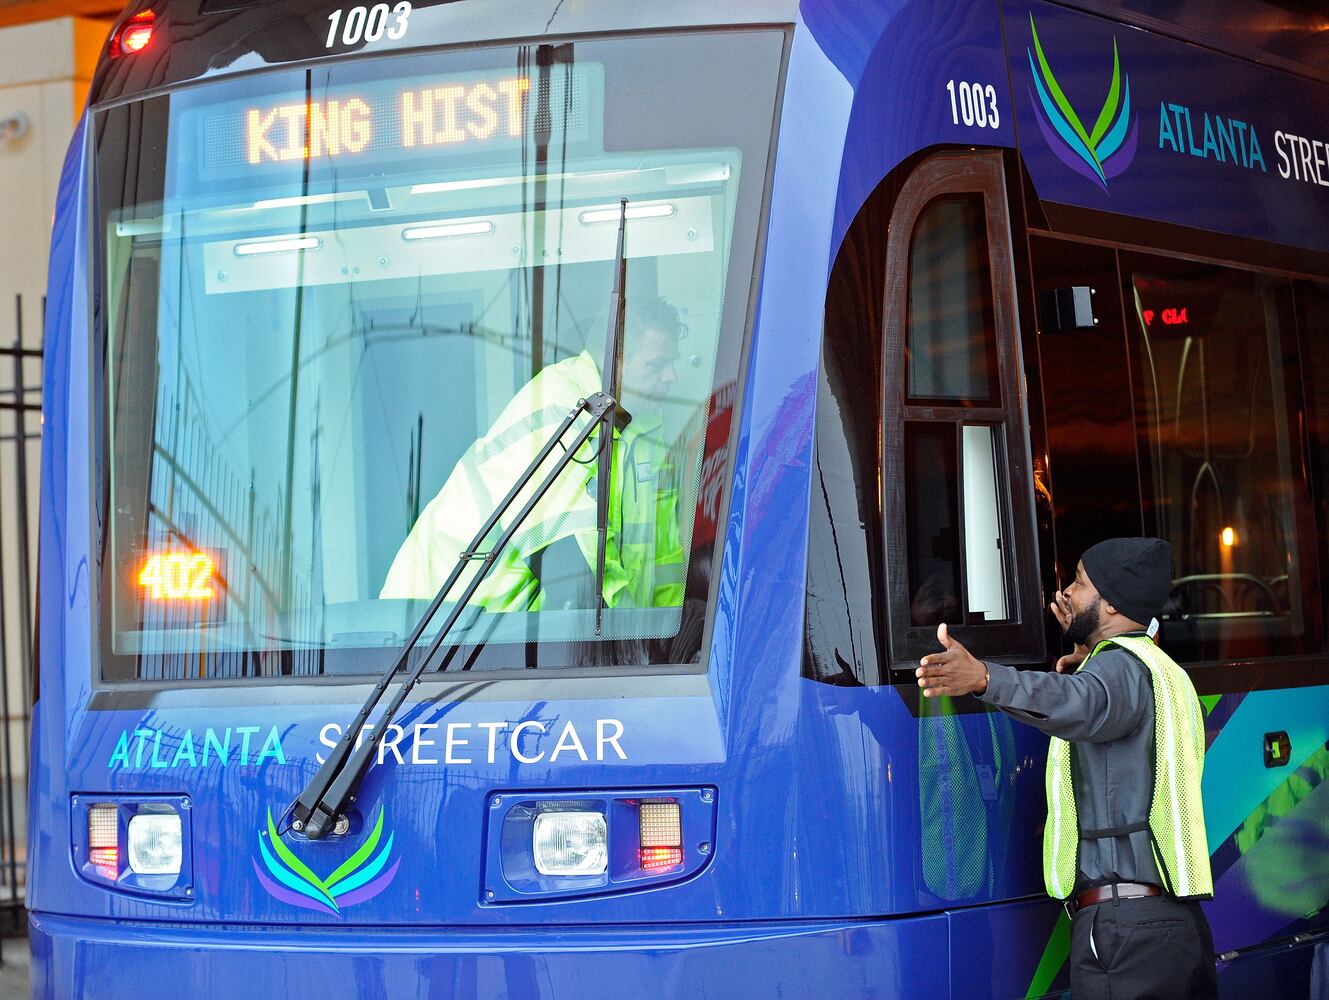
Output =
[{"x1": 0, "y1": 295, "x2": 40, "y2": 935}]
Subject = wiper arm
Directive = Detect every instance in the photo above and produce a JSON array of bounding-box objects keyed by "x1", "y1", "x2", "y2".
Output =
[
  {"x1": 288, "y1": 391, "x2": 615, "y2": 840},
  {"x1": 593, "y1": 198, "x2": 629, "y2": 635},
  {"x1": 288, "y1": 199, "x2": 634, "y2": 841}
]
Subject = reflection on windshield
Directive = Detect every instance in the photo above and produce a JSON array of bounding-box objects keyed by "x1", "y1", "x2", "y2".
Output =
[{"x1": 96, "y1": 33, "x2": 780, "y2": 680}]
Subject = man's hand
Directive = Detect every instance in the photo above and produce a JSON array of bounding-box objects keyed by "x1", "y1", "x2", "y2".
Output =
[
  {"x1": 916, "y1": 623, "x2": 988, "y2": 698},
  {"x1": 1049, "y1": 589, "x2": 1072, "y2": 631},
  {"x1": 1055, "y1": 645, "x2": 1089, "y2": 673}
]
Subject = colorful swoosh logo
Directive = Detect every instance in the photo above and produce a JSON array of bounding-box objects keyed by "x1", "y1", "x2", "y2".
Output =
[
  {"x1": 254, "y1": 808, "x2": 399, "y2": 915},
  {"x1": 1027, "y1": 14, "x2": 1139, "y2": 190}
]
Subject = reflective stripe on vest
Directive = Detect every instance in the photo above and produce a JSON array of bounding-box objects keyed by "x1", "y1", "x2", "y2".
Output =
[{"x1": 1042, "y1": 634, "x2": 1213, "y2": 900}]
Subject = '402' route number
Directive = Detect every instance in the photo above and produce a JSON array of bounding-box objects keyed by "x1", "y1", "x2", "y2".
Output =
[
  {"x1": 946, "y1": 80, "x2": 1001, "y2": 129},
  {"x1": 326, "y1": 2, "x2": 411, "y2": 48}
]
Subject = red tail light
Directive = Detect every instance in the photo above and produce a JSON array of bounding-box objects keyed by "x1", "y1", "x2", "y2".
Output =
[
  {"x1": 111, "y1": 11, "x2": 155, "y2": 57},
  {"x1": 639, "y1": 847, "x2": 684, "y2": 871},
  {"x1": 89, "y1": 846, "x2": 119, "y2": 878}
]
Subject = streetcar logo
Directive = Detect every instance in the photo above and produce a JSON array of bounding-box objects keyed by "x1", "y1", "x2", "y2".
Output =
[
  {"x1": 253, "y1": 808, "x2": 399, "y2": 914},
  {"x1": 1027, "y1": 14, "x2": 1138, "y2": 190}
]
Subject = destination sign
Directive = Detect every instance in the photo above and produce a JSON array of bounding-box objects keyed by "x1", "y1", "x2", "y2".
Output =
[
  {"x1": 244, "y1": 77, "x2": 532, "y2": 164},
  {"x1": 195, "y1": 64, "x2": 600, "y2": 175}
]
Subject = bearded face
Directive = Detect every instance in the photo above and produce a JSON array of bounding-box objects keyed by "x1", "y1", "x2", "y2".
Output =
[{"x1": 1065, "y1": 597, "x2": 1102, "y2": 646}]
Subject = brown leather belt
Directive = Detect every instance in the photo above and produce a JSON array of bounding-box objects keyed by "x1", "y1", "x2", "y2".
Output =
[{"x1": 1066, "y1": 881, "x2": 1162, "y2": 917}]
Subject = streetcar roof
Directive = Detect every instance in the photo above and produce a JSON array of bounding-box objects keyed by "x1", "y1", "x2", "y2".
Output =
[
  {"x1": 92, "y1": 0, "x2": 1329, "y2": 107},
  {"x1": 91, "y1": 0, "x2": 799, "y2": 106},
  {"x1": 1055, "y1": 0, "x2": 1329, "y2": 86}
]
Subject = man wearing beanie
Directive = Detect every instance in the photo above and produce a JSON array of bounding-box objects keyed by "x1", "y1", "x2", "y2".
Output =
[{"x1": 916, "y1": 538, "x2": 1217, "y2": 999}]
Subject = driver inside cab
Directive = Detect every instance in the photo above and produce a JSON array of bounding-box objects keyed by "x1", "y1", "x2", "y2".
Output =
[{"x1": 380, "y1": 295, "x2": 687, "y2": 614}]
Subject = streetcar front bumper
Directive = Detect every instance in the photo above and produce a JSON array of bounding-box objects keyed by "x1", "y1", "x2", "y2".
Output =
[{"x1": 31, "y1": 910, "x2": 954, "y2": 999}]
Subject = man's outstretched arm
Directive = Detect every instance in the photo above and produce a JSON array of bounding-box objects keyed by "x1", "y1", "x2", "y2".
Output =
[{"x1": 916, "y1": 624, "x2": 1146, "y2": 743}]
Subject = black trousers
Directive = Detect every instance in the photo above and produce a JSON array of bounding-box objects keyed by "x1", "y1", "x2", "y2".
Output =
[{"x1": 1069, "y1": 894, "x2": 1218, "y2": 999}]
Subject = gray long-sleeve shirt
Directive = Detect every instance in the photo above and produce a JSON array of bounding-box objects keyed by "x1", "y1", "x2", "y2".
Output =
[{"x1": 979, "y1": 638, "x2": 1162, "y2": 893}]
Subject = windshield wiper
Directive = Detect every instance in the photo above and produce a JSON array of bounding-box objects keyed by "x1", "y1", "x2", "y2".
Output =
[
  {"x1": 287, "y1": 200, "x2": 631, "y2": 841},
  {"x1": 593, "y1": 198, "x2": 628, "y2": 635}
]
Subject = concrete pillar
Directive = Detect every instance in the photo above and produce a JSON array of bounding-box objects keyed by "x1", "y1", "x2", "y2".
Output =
[
  {"x1": 0, "y1": 17, "x2": 108, "y2": 328},
  {"x1": 0, "y1": 15, "x2": 108, "y2": 915}
]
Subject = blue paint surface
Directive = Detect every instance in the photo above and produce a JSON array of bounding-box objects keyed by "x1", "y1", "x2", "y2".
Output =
[{"x1": 31, "y1": 911, "x2": 954, "y2": 999}]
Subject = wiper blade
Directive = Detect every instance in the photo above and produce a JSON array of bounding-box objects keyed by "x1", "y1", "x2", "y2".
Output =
[
  {"x1": 594, "y1": 198, "x2": 629, "y2": 635},
  {"x1": 287, "y1": 391, "x2": 615, "y2": 840}
]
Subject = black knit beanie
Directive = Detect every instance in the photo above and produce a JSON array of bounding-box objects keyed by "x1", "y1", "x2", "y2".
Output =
[{"x1": 1080, "y1": 537, "x2": 1173, "y2": 627}]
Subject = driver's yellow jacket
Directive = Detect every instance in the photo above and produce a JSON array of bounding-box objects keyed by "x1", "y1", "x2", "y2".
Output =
[{"x1": 380, "y1": 351, "x2": 685, "y2": 612}]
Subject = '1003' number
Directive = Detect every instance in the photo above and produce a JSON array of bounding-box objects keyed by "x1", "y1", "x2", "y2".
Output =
[
  {"x1": 326, "y1": 3, "x2": 411, "y2": 48},
  {"x1": 946, "y1": 80, "x2": 1001, "y2": 129}
]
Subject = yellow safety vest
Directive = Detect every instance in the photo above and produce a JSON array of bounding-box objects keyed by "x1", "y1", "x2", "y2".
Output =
[
  {"x1": 1043, "y1": 634, "x2": 1213, "y2": 900},
  {"x1": 380, "y1": 351, "x2": 684, "y2": 611}
]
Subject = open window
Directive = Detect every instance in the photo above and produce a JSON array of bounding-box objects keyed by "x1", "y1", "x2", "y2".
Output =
[{"x1": 883, "y1": 152, "x2": 1042, "y2": 666}]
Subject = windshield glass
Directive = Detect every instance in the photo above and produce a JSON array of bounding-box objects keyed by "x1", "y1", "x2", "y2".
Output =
[{"x1": 95, "y1": 31, "x2": 781, "y2": 682}]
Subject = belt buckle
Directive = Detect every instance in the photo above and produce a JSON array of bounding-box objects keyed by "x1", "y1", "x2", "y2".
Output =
[{"x1": 1063, "y1": 898, "x2": 1078, "y2": 920}]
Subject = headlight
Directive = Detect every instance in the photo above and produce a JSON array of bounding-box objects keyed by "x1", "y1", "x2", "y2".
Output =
[
  {"x1": 532, "y1": 811, "x2": 607, "y2": 876},
  {"x1": 127, "y1": 812, "x2": 183, "y2": 876}
]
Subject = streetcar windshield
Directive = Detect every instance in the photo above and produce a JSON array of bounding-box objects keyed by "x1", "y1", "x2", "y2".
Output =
[{"x1": 94, "y1": 32, "x2": 781, "y2": 681}]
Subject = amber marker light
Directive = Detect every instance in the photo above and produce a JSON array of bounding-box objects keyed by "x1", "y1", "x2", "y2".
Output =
[
  {"x1": 137, "y1": 549, "x2": 216, "y2": 601},
  {"x1": 1220, "y1": 526, "x2": 1239, "y2": 549}
]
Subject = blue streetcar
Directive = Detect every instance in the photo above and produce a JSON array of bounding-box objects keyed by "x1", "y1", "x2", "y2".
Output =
[{"x1": 28, "y1": 0, "x2": 1329, "y2": 996}]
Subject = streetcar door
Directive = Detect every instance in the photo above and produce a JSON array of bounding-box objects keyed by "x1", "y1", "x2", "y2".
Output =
[{"x1": 881, "y1": 151, "x2": 1044, "y2": 671}]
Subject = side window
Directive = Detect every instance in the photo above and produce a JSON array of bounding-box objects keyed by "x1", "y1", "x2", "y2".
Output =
[
  {"x1": 905, "y1": 197, "x2": 1000, "y2": 404},
  {"x1": 884, "y1": 153, "x2": 1042, "y2": 665},
  {"x1": 1031, "y1": 237, "x2": 1142, "y2": 604},
  {"x1": 1125, "y1": 258, "x2": 1318, "y2": 661},
  {"x1": 1035, "y1": 244, "x2": 1321, "y2": 665},
  {"x1": 1297, "y1": 280, "x2": 1329, "y2": 582}
]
